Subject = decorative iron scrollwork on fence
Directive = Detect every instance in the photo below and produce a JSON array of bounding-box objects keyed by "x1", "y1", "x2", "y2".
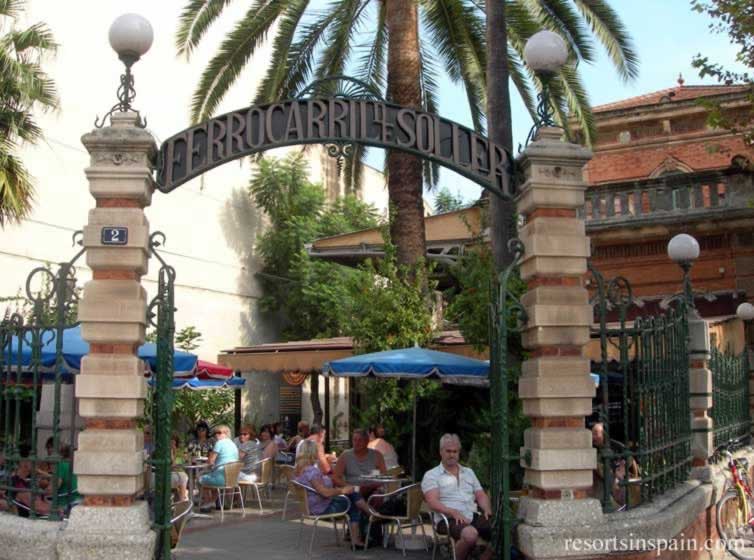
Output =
[
  {"x1": 146, "y1": 232, "x2": 177, "y2": 560},
  {"x1": 489, "y1": 238, "x2": 527, "y2": 560},
  {"x1": 588, "y1": 263, "x2": 691, "y2": 511},
  {"x1": 710, "y1": 347, "x2": 750, "y2": 450},
  {"x1": 0, "y1": 232, "x2": 85, "y2": 521}
]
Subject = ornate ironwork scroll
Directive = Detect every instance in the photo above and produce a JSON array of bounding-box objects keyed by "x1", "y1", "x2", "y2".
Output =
[
  {"x1": 0, "y1": 232, "x2": 85, "y2": 520},
  {"x1": 489, "y1": 238, "x2": 527, "y2": 560},
  {"x1": 146, "y1": 232, "x2": 176, "y2": 560},
  {"x1": 711, "y1": 347, "x2": 750, "y2": 450}
]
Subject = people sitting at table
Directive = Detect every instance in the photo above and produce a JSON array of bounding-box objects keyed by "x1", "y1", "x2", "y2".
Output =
[
  {"x1": 287, "y1": 420, "x2": 310, "y2": 452},
  {"x1": 234, "y1": 424, "x2": 263, "y2": 482},
  {"x1": 332, "y1": 428, "x2": 386, "y2": 500},
  {"x1": 296, "y1": 423, "x2": 334, "y2": 474},
  {"x1": 12, "y1": 457, "x2": 51, "y2": 516},
  {"x1": 187, "y1": 420, "x2": 214, "y2": 458},
  {"x1": 295, "y1": 440, "x2": 369, "y2": 547},
  {"x1": 422, "y1": 433, "x2": 493, "y2": 560},
  {"x1": 367, "y1": 424, "x2": 399, "y2": 470},
  {"x1": 258, "y1": 425, "x2": 279, "y2": 462},
  {"x1": 198, "y1": 424, "x2": 239, "y2": 512}
]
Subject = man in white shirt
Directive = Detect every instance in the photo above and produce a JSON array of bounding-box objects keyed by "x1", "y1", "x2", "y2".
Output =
[{"x1": 421, "y1": 433, "x2": 493, "y2": 560}]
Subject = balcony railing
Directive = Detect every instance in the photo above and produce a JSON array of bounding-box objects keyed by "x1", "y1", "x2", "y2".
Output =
[{"x1": 582, "y1": 170, "x2": 753, "y2": 228}]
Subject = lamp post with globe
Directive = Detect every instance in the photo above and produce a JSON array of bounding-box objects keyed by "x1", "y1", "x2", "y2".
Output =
[
  {"x1": 667, "y1": 233, "x2": 701, "y2": 310},
  {"x1": 95, "y1": 13, "x2": 154, "y2": 128}
]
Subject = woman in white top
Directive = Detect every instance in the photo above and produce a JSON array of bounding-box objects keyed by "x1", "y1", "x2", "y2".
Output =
[{"x1": 367, "y1": 424, "x2": 399, "y2": 469}]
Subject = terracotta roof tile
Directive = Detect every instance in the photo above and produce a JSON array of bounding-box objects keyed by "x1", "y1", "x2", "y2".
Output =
[{"x1": 593, "y1": 85, "x2": 749, "y2": 113}]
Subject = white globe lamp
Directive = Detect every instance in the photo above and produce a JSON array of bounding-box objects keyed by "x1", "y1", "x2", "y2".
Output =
[{"x1": 667, "y1": 234, "x2": 700, "y2": 263}]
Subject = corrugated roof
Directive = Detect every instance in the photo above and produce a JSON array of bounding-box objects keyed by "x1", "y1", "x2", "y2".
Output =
[{"x1": 593, "y1": 84, "x2": 749, "y2": 113}]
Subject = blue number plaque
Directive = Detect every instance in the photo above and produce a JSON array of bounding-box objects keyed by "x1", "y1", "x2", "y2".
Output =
[{"x1": 101, "y1": 227, "x2": 128, "y2": 246}]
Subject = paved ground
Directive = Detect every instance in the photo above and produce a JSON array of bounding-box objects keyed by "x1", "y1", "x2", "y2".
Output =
[{"x1": 174, "y1": 492, "x2": 436, "y2": 560}]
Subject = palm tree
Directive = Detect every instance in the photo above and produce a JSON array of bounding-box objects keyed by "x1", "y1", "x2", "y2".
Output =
[
  {"x1": 176, "y1": 0, "x2": 638, "y2": 266},
  {"x1": 0, "y1": 0, "x2": 58, "y2": 227}
]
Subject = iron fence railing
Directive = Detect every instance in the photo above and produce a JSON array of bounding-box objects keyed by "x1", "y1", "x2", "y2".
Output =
[
  {"x1": 589, "y1": 264, "x2": 691, "y2": 511},
  {"x1": 0, "y1": 235, "x2": 85, "y2": 520},
  {"x1": 711, "y1": 347, "x2": 750, "y2": 451}
]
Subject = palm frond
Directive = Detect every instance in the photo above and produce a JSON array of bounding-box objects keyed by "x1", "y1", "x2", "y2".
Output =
[
  {"x1": 0, "y1": 151, "x2": 34, "y2": 226},
  {"x1": 573, "y1": 0, "x2": 639, "y2": 81},
  {"x1": 507, "y1": 47, "x2": 537, "y2": 120},
  {"x1": 0, "y1": 0, "x2": 23, "y2": 20},
  {"x1": 277, "y1": 9, "x2": 340, "y2": 99},
  {"x1": 175, "y1": 0, "x2": 237, "y2": 58},
  {"x1": 354, "y1": 0, "x2": 388, "y2": 96},
  {"x1": 254, "y1": 0, "x2": 310, "y2": 104},
  {"x1": 314, "y1": 0, "x2": 370, "y2": 81},
  {"x1": 419, "y1": 42, "x2": 441, "y2": 189},
  {"x1": 420, "y1": 0, "x2": 486, "y2": 131},
  {"x1": 551, "y1": 64, "x2": 596, "y2": 144},
  {"x1": 190, "y1": 1, "x2": 287, "y2": 122},
  {"x1": 8, "y1": 22, "x2": 57, "y2": 54},
  {"x1": 537, "y1": 0, "x2": 594, "y2": 62}
]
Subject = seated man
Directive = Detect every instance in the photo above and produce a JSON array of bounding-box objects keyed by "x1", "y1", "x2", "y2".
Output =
[
  {"x1": 422, "y1": 434, "x2": 492, "y2": 560},
  {"x1": 332, "y1": 428, "x2": 386, "y2": 500}
]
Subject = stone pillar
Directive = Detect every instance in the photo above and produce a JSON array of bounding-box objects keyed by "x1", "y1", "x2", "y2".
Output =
[
  {"x1": 516, "y1": 128, "x2": 603, "y2": 532},
  {"x1": 688, "y1": 316, "x2": 713, "y2": 466},
  {"x1": 58, "y1": 112, "x2": 155, "y2": 559}
]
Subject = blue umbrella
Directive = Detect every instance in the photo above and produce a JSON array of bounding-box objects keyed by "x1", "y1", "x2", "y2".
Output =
[
  {"x1": 3, "y1": 325, "x2": 197, "y2": 376},
  {"x1": 323, "y1": 347, "x2": 489, "y2": 476},
  {"x1": 147, "y1": 376, "x2": 246, "y2": 390}
]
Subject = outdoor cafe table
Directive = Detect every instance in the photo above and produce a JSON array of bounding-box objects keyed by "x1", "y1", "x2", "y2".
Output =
[{"x1": 183, "y1": 460, "x2": 213, "y2": 520}]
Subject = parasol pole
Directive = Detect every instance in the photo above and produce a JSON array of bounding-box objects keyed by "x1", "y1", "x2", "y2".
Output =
[{"x1": 412, "y1": 383, "x2": 417, "y2": 480}]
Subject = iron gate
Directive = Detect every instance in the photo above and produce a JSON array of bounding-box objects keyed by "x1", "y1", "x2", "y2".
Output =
[
  {"x1": 146, "y1": 232, "x2": 177, "y2": 560},
  {"x1": 0, "y1": 233, "x2": 85, "y2": 520},
  {"x1": 489, "y1": 239, "x2": 526, "y2": 560},
  {"x1": 589, "y1": 264, "x2": 691, "y2": 510}
]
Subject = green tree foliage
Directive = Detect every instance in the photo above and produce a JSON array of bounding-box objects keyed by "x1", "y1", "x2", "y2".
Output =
[
  {"x1": 691, "y1": 0, "x2": 754, "y2": 148},
  {"x1": 0, "y1": 0, "x2": 58, "y2": 226},
  {"x1": 172, "y1": 327, "x2": 233, "y2": 430},
  {"x1": 433, "y1": 187, "x2": 468, "y2": 214},
  {"x1": 345, "y1": 242, "x2": 435, "y2": 353},
  {"x1": 249, "y1": 152, "x2": 380, "y2": 340},
  {"x1": 176, "y1": 0, "x2": 638, "y2": 146}
]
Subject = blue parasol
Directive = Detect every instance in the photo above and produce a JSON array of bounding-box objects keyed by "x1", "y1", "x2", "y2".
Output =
[{"x1": 3, "y1": 325, "x2": 198, "y2": 376}]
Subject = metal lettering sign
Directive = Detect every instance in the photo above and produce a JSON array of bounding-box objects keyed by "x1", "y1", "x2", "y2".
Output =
[
  {"x1": 101, "y1": 227, "x2": 128, "y2": 245},
  {"x1": 156, "y1": 98, "x2": 513, "y2": 199}
]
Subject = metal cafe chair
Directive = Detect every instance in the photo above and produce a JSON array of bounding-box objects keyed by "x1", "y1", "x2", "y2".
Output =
[
  {"x1": 200, "y1": 460, "x2": 245, "y2": 520},
  {"x1": 238, "y1": 457, "x2": 274, "y2": 514},
  {"x1": 291, "y1": 480, "x2": 354, "y2": 559},
  {"x1": 364, "y1": 483, "x2": 428, "y2": 556}
]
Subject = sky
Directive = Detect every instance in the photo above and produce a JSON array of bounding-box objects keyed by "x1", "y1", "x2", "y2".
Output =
[{"x1": 21, "y1": 0, "x2": 747, "y2": 208}]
